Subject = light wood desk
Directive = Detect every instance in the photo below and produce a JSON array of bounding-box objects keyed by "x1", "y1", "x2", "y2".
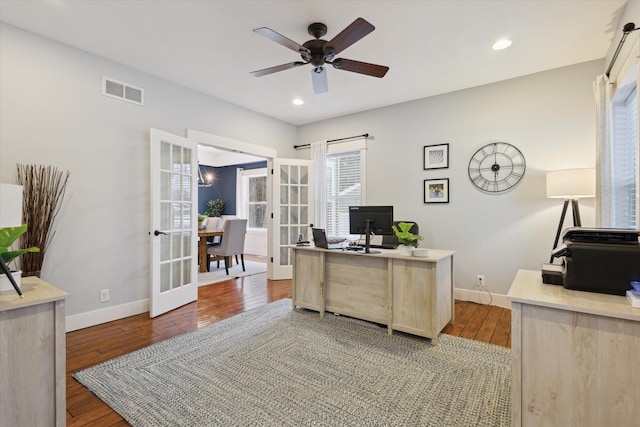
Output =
[
  {"x1": 197, "y1": 228, "x2": 223, "y2": 272},
  {"x1": 0, "y1": 277, "x2": 68, "y2": 427},
  {"x1": 291, "y1": 246, "x2": 455, "y2": 344},
  {"x1": 508, "y1": 269, "x2": 640, "y2": 427}
]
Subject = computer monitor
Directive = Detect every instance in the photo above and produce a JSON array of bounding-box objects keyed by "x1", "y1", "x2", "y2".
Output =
[{"x1": 349, "y1": 206, "x2": 394, "y2": 254}]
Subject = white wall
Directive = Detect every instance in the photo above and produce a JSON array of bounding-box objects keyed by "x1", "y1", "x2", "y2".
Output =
[
  {"x1": 0, "y1": 20, "x2": 610, "y2": 320},
  {"x1": 0, "y1": 24, "x2": 298, "y2": 323},
  {"x1": 298, "y1": 60, "x2": 602, "y2": 298}
]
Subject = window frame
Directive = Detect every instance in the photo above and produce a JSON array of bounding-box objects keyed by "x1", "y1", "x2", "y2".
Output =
[
  {"x1": 236, "y1": 167, "x2": 268, "y2": 231},
  {"x1": 323, "y1": 139, "x2": 367, "y2": 238},
  {"x1": 601, "y1": 58, "x2": 640, "y2": 229}
]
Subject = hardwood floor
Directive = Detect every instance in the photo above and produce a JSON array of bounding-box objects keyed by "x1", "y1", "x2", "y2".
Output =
[{"x1": 66, "y1": 271, "x2": 511, "y2": 426}]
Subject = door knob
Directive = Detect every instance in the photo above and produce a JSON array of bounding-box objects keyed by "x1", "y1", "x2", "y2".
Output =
[{"x1": 153, "y1": 230, "x2": 168, "y2": 236}]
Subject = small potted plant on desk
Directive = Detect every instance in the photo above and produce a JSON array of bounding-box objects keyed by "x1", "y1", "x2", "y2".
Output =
[
  {"x1": 197, "y1": 214, "x2": 207, "y2": 229},
  {"x1": 0, "y1": 225, "x2": 40, "y2": 294},
  {"x1": 391, "y1": 222, "x2": 424, "y2": 256}
]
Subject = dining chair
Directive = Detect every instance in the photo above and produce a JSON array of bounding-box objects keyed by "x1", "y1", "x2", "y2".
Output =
[
  {"x1": 206, "y1": 218, "x2": 248, "y2": 274},
  {"x1": 205, "y1": 217, "x2": 223, "y2": 245}
]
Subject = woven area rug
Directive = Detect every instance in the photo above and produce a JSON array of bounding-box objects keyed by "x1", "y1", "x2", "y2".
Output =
[
  {"x1": 73, "y1": 299, "x2": 511, "y2": 426},
  {"x1": 197, "y1": 259, "x2": 267, "y2": 286}
]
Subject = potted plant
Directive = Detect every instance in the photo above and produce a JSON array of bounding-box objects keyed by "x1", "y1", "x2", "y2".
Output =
[
  {"x1": 0, "y1": 224, "x2": 40, "y2": 291},
  {"x1": 205, "y1": 198, "x2": 226, "y2": 218},
  {"x1": 391, "y1": 222, "x2": 423, "y2": 256},
  {"x1": 197, "y1": 214, "x2": 207, "y2": 229}
]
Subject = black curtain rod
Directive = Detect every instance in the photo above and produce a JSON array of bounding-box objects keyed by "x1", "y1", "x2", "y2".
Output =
[
  {"x1": 606, "y1": 22, "x2": 639, "y2": 78},
  {"x1": 294, "y1": 133, "x2": 369, "y2": 149}
]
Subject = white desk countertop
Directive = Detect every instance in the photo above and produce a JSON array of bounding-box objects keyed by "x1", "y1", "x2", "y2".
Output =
[
  {"x1": 508, "y1": 269, "x2": 640, "y2": 322},
  {"x1": 291, "y1": 244, "x2": 455, "y2": 262}
]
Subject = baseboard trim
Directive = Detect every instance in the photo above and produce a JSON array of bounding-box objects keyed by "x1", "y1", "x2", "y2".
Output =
[
  {"x1": 66, "y1": 299, "x2": 149, "y2": 332},
  {"x1": 454, "y1": 288, "x2": 511, "y2": 309},
  {"x1": 65, "y1": 288, "x2": 509, "y2": 332}
]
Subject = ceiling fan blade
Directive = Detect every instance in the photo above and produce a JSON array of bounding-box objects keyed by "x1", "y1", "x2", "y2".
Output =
[
  {"x1": 250, "y1": 62, "x2": 307, "y2": 77},
  {"x1": 311, "y1": 67, "x2": 328, "y2": 94},
  {"x1": 325, "y1": 18, "x2": 375, "y2": 55},
  {"x1": 332, "y1": 58, "x2": 389, "y2": 78},
  {"x1": 253, "y1": 27, "x2": 310, "y2": 55}
]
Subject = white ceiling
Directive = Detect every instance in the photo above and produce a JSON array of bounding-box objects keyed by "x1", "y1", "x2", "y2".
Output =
[{"x1": 0, "y1": 0, "x2": 629, "y2": 126}]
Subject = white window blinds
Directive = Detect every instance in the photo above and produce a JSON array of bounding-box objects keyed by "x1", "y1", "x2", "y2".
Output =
[
  {"x1": 610, "y1": 86, "x2": 638, "y2": 228},
  {"x1": 325, "y1": 151, "x2": 362, "y2": 237}
]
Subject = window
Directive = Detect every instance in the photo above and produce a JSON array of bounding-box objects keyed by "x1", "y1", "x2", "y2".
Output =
[
  {"x1": 237, "y1": 168, "x2": 267, "y2": 229},
  {"x1": 610, "y1": 84, "x2": 638, "y2": 228},
  {"x1": 597, "y1": 54, "x2": 639, "y2": 229},
  {"x1": 325, "y1": 150, "x2": 364, "y2": 237},
  {"x1": 248, "y1": 175, "x2": 267, "y2": 228}
]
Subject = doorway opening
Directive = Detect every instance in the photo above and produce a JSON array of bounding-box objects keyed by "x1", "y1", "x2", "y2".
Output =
[{"x1": 188, "y1": 129, "x2": 277, "y2": 281}]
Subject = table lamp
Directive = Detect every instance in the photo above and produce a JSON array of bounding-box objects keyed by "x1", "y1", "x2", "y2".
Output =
[
  {"x1": 546, "y1": 168, "x2": 595, "y2": 260},
  {"x1": 0, "y1": 183, "x2": 25, "y2": 297}
]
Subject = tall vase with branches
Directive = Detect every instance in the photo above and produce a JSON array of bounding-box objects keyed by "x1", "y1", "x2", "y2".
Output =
[{"x1": 16, "y1": 164, "x2": 70, "y2": 277}]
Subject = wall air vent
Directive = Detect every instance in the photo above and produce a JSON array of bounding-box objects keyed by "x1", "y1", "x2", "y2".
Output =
[{"x1": 102, "y1": 77, "x2": 144, "y2": 105}]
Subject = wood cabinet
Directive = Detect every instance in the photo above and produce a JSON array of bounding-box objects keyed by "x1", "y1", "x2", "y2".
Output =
[
  {"x1": 292, "y1": 246, "x2": 455, "y2": 344},
  {"x1": 0, "y1": 277, "x2": 68, "y2": 427},
  {"x1": 508, "y1": 269, "x2": 640, "y2": 427}
]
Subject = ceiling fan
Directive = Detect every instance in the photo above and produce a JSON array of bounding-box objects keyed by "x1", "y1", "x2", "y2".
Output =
[{"x1": 250, "y1": 17, "x2": 389, "y2": 94}]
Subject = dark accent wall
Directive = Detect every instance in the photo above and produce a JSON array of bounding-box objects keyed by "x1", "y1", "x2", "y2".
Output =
[{"x1": 197, "y1": 161, "x2": 267, "y2": 215}]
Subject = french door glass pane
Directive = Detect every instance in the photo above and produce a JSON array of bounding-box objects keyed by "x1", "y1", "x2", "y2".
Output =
[
  {"x1": 172, "y1": 260, "x2": 182, "y2": 289},
  {"x1": 161, "y1": 171, "x2": 171, "y2": 200},
  {"x1": 160, "y1": 263, "x2": 170, "y2": 292},
  {"x1": 182, "y1": 259, "x2": 191, "y2": 286},
  {"x1": 280, "y1": 185, "x2": 288, "y2": 204},
  {"x1": 161, "y1": 142, "x2": 170, "y2": 170}
]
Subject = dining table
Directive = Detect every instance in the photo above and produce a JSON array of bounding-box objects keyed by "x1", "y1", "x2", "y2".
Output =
[{"x1": 197, "y1": 228, "x2": 223, "y2": 273}]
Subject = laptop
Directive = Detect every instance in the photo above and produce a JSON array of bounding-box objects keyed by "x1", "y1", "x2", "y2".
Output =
[{"x1": 312, "y1": 228, "x2": 329, "y2": 249}]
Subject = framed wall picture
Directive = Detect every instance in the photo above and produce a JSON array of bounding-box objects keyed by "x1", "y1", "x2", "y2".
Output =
[
  {"x1": 424, "y1": 178, "x2": 449, "y2": 203},
  {"x1": 423, "y1": 143, "x2": 449, "y2": 170}
]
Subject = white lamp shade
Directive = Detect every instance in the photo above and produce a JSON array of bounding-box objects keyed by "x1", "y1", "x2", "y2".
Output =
[
  {"x1": 546, "y1": 168, "x2": 596, "y2": 199},
  {"x1": 0, "y1": 184, "x2": 24, "y2": 228}
]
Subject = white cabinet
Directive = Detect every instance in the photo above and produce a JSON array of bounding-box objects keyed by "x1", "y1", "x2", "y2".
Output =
[
  {"x1": 508, "y1": 270, "x2": 640, "y2": 427},
  {"x1": 0, "y1": 277, "x2": 68, "y2": 427}
]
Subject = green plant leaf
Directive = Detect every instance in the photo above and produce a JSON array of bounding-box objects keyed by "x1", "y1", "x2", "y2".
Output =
[
  {"x1": 392, "y1": 222, "x2": 424, "y2": 248},
  {"x1": 0, "y1": 225, "x2": 40, "y2": 264},
  {"x1": 205, "y1": 199, "x2": 227, "y2": 217},
  {"x1": 0, "y1": 225, "x2": 27, "y2": 248},
  {"x1": 1, "y1": 247, "x2": 40, "y2": 265}
]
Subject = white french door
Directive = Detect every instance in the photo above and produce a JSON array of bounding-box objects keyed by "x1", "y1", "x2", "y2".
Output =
[
  {"x1": 149, "y1": 129, "x2": 198, "y2": 317},
  {"x1": 271, "y1": 158, "x2": 314, "y2": 280}
]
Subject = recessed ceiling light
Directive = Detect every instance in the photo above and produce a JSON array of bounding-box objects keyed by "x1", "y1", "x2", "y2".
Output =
[
  {"x1": 292, "y1": 98, "x2": 304, "y2": 106},
  {"x1": 492, "y1": 39, "x2": 512, "y2": 50}
]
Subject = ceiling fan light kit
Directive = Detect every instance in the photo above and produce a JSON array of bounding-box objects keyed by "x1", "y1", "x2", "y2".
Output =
[{"x1": 251, "y1": 17, "x2": 389, "y2": 94}]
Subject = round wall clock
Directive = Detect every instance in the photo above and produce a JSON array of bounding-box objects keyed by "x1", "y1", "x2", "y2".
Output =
[{"x1": 468, "y1": 142, "x2": 526, "y2": 193}]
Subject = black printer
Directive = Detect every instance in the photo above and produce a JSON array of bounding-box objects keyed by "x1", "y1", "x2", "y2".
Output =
[{"x1": 542, "y1": 227, "x2": 640, "y2": 295}]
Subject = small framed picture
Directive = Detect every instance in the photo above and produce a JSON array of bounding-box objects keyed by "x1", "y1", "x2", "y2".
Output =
[
  {"x1": 424, "y1": 178, "x2": 449, "y2": 203},
  {"x1": 423, "y1": 143, "x2": 449, "y2": 170}
]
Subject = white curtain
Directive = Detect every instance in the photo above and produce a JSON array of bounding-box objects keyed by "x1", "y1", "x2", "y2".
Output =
[
  {"x1": 593, "y1": 74, "x2": 612, "y2": 227},
  {"x1": 310, "y1": 140, "x2": 327, "y2": 229}
]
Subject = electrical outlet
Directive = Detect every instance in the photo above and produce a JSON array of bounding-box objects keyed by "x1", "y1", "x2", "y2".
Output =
[
  {"x1": 476, "y1": 275, "x2": 485, "y2": 288},
  {"x1": 100, "y1": 289, "x2": 110, "y2": 302}
]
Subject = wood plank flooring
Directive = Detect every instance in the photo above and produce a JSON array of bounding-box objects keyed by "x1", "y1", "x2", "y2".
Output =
[{"x1": 66, "y1": 270, "x2": 511, "y2": 426}]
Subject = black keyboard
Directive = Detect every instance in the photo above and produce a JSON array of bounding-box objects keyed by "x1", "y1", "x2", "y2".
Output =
[{"x1": 369, "y1": 244, "x2": 398, "y2": 249}]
